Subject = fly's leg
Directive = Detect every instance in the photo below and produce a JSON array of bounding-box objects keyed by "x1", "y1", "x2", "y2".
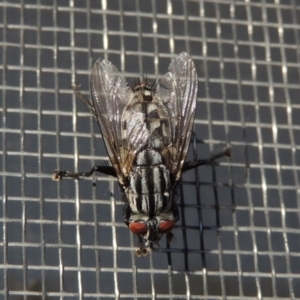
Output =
[
  {"x1": 166, "y1": 232, "x2": 174, "y2": 244},
  {"x1": 71, "y1": 83, "x2": 96, "y2": 118},
  {"x1": 52, "y1": 84, "x2": 108, "y2": 181},
  {"x1": 52, "y1": 165, "x2": 117, "y2": 181},
  {"x1": 183, "y1": 146, "x2": 231, "y2": 172}
]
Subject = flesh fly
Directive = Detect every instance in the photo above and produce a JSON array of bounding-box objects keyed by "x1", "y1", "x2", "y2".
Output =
[{"x1": 53, "y1": 52, "x2": 230, "y2": 256}]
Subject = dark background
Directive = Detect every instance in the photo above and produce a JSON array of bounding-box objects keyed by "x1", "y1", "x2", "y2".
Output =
[{"x1": 1, "y1": 0, "x2": 300, "y2": 299}]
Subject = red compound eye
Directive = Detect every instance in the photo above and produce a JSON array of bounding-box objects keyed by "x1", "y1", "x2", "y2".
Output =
[
  {"x1": 129, "y1": 221, "x2": 147, "y2": 234},
  {"x1": 158, "y1": 220, "x2": 176, "y2": 233}
]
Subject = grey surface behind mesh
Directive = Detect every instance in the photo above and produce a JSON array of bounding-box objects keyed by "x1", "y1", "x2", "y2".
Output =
[{"x1": 1, "y1": 0, "x2": 300, "y2": 299}]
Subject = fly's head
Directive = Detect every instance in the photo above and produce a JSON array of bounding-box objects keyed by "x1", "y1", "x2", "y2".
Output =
[{"x1": 128, "y1": 212, "x2": 177, "y2": 245}]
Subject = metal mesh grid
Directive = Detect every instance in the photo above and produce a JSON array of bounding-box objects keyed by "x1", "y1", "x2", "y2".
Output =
[{"x1": 1, "y1": 0, "x2": 300, "y2": 298}]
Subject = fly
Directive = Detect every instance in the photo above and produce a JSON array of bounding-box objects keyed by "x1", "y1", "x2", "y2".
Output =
[{"x1": 53, "y1": 52, "x2": 231, "y2": 256}]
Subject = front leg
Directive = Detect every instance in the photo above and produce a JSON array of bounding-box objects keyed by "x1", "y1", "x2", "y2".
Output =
[
  {"x1": 52, "y1": 165, "x2": 117, "y2": 181},
  {"x1": 71, "y1": 83, "x2": 97, "y2": 118},
  {"x1": 182, "y1": 146, "x2": 231, "y2": 172}
]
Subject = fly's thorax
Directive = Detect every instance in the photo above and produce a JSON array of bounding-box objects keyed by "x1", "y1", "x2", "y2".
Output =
[
  {"x1": 135, "y1": 148, "x2": 162, "y2": 165},
  {"x1": 125, "y1": 188, "x2": 173, "y2": 215},
  {"x1": 124, "y1": 153, "x2": 172, "y2": 215}
]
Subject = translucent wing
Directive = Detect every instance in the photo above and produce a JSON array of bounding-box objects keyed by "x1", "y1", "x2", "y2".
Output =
[
  {"x1": 90, "y1": 59, "x2": 135, "y2": 184},
  {"x1": 155, "y1": 52, "x2": 198, "y2": 180}
]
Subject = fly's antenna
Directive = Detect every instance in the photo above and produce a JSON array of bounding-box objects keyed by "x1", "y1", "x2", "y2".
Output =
[{"x1": 136, "y1": 236, "x2": 150, "y2": 257}]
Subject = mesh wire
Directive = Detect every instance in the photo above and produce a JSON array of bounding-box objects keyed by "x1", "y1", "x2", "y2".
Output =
[{"x1": 1, "y1": 0, "x2": 300, "y2": 299}]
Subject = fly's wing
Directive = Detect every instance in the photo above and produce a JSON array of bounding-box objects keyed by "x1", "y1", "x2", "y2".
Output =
[
  {"x1": 155, "y1": 52, "x2": 198, "y2": 181},
  {"x1": 90, "y1": 58, "x2": 134, "y2": 184}
]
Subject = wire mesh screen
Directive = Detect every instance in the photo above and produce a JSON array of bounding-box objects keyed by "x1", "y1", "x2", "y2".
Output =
[{"x1": 1, "y1": 0, "x2": 300, "y2": 299}]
